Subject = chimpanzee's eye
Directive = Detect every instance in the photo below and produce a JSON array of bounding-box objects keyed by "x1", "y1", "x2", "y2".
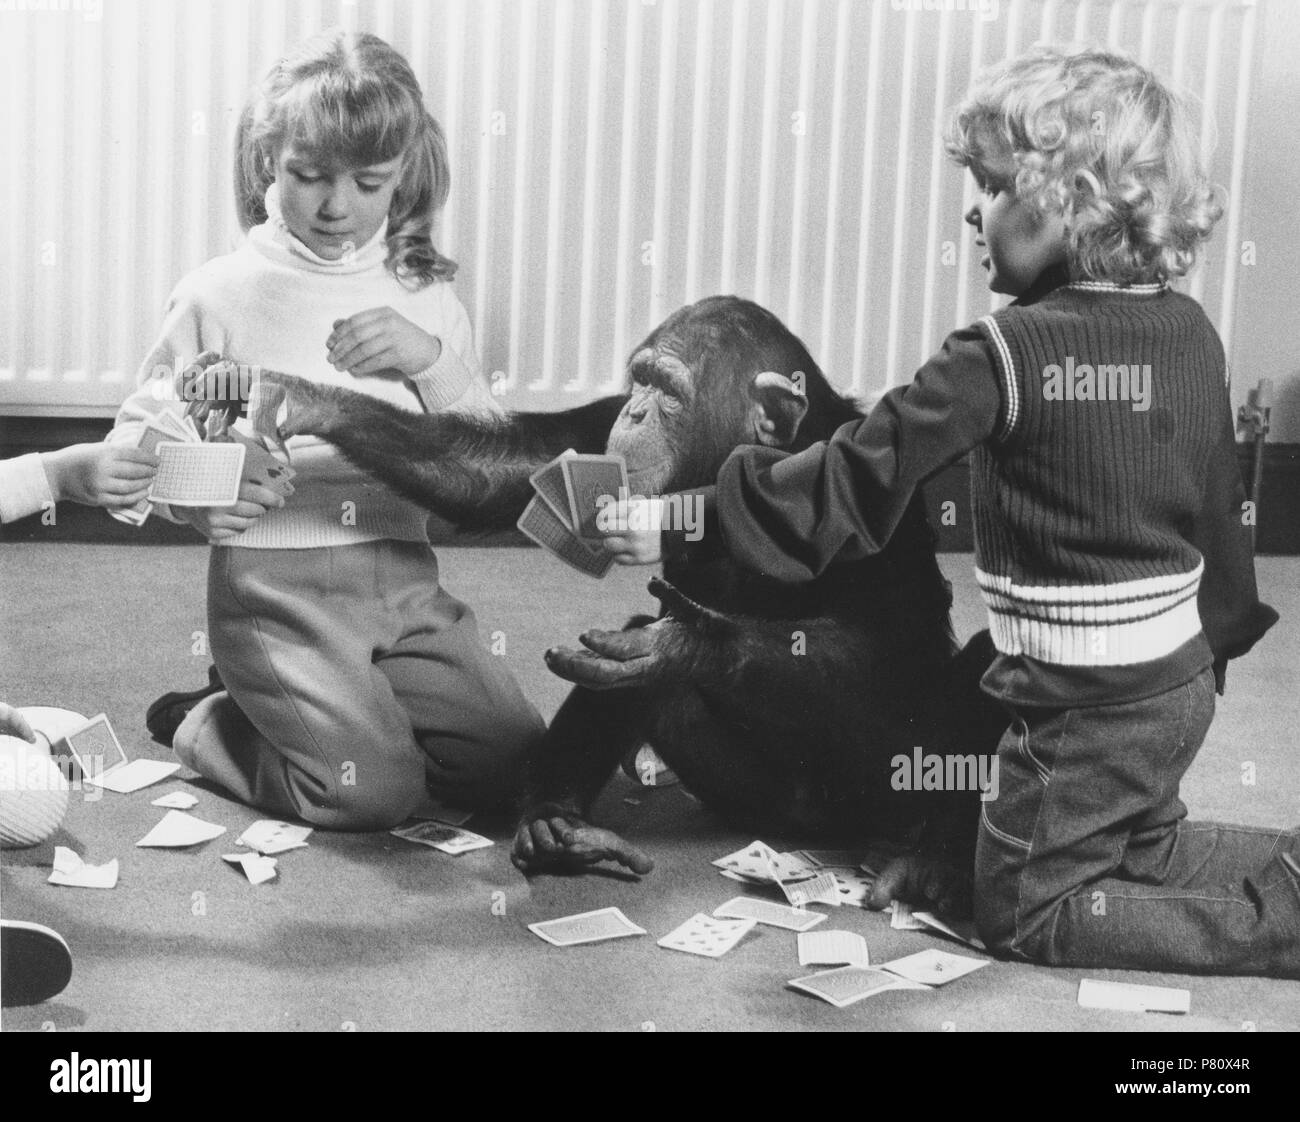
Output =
[{"x1": 659, "y1": 389, "x2": 684, "y2": 414}]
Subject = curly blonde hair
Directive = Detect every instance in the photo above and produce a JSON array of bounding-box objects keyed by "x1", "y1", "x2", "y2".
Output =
[
  {"x1": 234, "y1": 29, "x2": 455, "y2": 288},
  {"x1": 945, "y1": 46, "x2": 1223, "y2": 285}
]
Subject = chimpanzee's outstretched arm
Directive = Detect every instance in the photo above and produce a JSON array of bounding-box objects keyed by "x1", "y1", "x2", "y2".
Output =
[{"x1": 257, "y1": 370, "x2": 626, "y2": 531}]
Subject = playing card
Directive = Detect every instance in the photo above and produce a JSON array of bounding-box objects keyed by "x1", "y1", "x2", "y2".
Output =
[
  {"x1": 517, "y1": 494, "x2": 614, "y2": 578},
  {"x1": 890, "y1": 900, "x2": 928, "y2": 930},
  {"x1": 713, "y1": 841, "x2": 816, "y2": 884},
  {"x1": 529, "y1": 450, "x2": 578, "y2": 526},
  {"x1": 48, "y1": 846, "x2": 119, "y2": 890},
  {"x1": 57, "y1": 713, "x2": 128, "y2": 780},
  {"x1": 151, "y1": 791, "x2": 199, "y2": 810},
  {"x1": 657, "y1": 913, "x2": 757, "y2": 958},
  {"x1": 911, "y1": 910, "x2": 986, "y2": 950},
  {"x1": 85, "y1": 758, "x2": 181, "y2": 794},
  {"x1": 793, "y1": 849, "x2": 863, "y2": 869},
  {"x1": 561, "y1": 454, "x2": 628, "y2": 540},
  {"x1": 1076, "y1": 978, "x2": 1190, "y2": 1014},
  {"x1": 135, "y1": 810, "x2": 227, "y2": 848},
  {"x1": 782, "y1": 870, "x2": 842, "y2": 909},
  {"x1": 830, "y1": 868, "x2": 876, "y2": 908},
  {"x1": 881, "y1": 948, "x2": 990, "y2": 987},
  {"x1": 713, "y1": 896, "x2": 827, "y2": 932},
  {"x1": 528, "y1": 907, "x2": 647, "y2": 947},
  {"x1": 798, "y1": 930, "x2": 870, "y2": 969},
  {"x1": 788, "y1": 965, "x2": 927, "y2": 1007},
  {"x1": 149, "y1": 441, "x2": 245, "y2": 506},
  {"x1": 237, "y1": 820, "x2": 312, "y2": 855},
  {"x1": 227, "y1": 430, "x2": 296, "y2": 496},
  {"x1": 390, "y1": 820, "x2": 494, "y2": 855},
  {"x1": 151, "y1": 410, "x2": 192, "y2": 440},
  {"x1": 222, "y1": 852, "x2": 278, "y2": 886}
]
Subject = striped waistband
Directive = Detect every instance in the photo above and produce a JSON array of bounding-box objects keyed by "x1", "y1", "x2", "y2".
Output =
[{"x1": 975, "y1": 561, "x2": 1204, "y2": 666}]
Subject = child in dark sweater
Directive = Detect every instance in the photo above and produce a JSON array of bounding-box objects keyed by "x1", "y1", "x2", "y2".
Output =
[{"x1": 602, "y1": 47, "x2": 1295, "y2": 977}]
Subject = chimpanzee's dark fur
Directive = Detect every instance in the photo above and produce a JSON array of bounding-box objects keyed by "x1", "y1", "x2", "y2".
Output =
[{"x1": 207, "y1": 296, "x2": 1005, "y2": 907}]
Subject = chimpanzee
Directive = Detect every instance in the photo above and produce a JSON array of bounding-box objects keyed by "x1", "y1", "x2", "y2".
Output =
[{"x1": 207, "y1": 296, "x2": 1006, "y2": 912}]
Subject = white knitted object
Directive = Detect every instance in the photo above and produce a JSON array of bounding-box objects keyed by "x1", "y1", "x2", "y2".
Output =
[{"x1": 0, "y1": 734, "x2": 70, "y2": 849}]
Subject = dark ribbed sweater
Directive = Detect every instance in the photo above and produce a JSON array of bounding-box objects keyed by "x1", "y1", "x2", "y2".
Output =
[{"x1": 690, "y1": 269, "x2": 1277, "y2": 706}]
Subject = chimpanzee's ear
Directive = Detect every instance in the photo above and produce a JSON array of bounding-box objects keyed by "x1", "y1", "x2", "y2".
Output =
[{"x1": 749, "y1": 371, "x2": 810, "y2": 447}]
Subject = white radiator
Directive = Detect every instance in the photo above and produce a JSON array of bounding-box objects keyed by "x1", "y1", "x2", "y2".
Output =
[{"x1": 0, "y1": 0, "x2": 1259, "y2": 416}]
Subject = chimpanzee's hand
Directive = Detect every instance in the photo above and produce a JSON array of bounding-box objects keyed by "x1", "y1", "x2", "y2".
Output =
[
  {"x1": 543, "y1": 620, "x2": 671, "y2": 690},
  {"x1": 868, "y1": 850, "x2": 973, "y2": 918},
  {"x1": 511, "y1": 804, "x2": 654, "y2": 875},
  {"x1": 182, "y1": 351, "x2": 240, "y2": 436},
  {"x1": 255, "y1": 369, "x2": 349, "y2": 440}
]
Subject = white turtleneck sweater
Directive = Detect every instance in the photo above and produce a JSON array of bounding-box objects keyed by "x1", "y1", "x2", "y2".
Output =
[{"x1": 110, "y1": 183, "x2": 497, "y2": 548}]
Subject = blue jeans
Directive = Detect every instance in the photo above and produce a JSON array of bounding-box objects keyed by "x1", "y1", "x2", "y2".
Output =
[{"x1": 974, "y1": 668, "x2": 1300, "y2": 977}]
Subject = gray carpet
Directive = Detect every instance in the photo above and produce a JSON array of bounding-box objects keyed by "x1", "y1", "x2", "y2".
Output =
[{"x1": 1, "y1": 544, "x2": 1297, "y2": 1031}]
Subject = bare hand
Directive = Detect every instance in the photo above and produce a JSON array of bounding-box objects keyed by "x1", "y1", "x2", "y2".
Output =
[
  {"x1": 0, "y1": 702, "x2": 37, "y2": 742},
  {"x1": 176, "y1": 479, "x2": 288, "y2": 542},
  {"x1": 41, "y1": 443, "x2": 160, "y2": 510},
  {"x1": 327, "y1": 307, "x2": 441, "y2": 379},
  {"x1": 544, "y1": 620, "x2": 670, "y2": 690},
  {"x1": 598, "y1": 497, "x2": 663, "y2": 565},
  {"x1": 511, "y1": 805, "x2": 654, "y2": 875}
]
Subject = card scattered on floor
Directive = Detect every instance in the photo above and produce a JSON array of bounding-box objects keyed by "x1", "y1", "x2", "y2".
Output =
[
  {"x1": 788, "y1": 966, "x2": 930, "y2": 1007},
  {"x1": 57, "y1": 712, "x2": 180, "y2": 792},
  {"x1": 529, "y1": 907, "x2": 647, "y2": 947},
  {"x1": 1077, "y1": 978, "x2": 1190, "y2": 1014},
  {"x1": 390, "y1": 820, "x2": 493, "y2": 855},
  {"x1": 713, "y1": 896, "x2": 827, "y2": 932},
  {"x1": 222, "y1": 852, "x2": 278, "y2": 885},
  {"x1": 135, "y1": 810, "x2": 227, "y2": 848},
  {"x1": 829, "y1": 868, "x2": 876, "y2": 908},
  {"x1": 911, "y1": 910, "x2": 986, "y2": 950},
  {"x1": 237, "y1": 820, "x2": 311, "y2": 854},
  {"x1": 880, "y1": 948, "x2": 990, "y2": 987},
  {"x1": 890, "y1": 900, "x2": 929, "y2": 930},
  {"x1": 798, "y1": 929, "x2": 870, "y2": 969},
  {"x1": 712, "y1": 840, "x2": 817, "y2": 884},
  {"x1": 151, "y1": 791, "x2": 199, "y2": 810},
  {"x1": 517, "y1": 451, "x2": 627, "y2": 577},
  {"x1": 658, "y1": 913, "x2": 757, "y2": 958},
  {"x1": 48, "y1": 846, "x2": 119, "y2": 890}
]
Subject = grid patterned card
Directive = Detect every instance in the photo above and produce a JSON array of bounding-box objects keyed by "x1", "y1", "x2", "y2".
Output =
[
  {"x1": 148, "y1": 442, "x2": 245, "y2": 506},
  {"x1": 517, "y1": 494, "x2": 614, "y2": 578},
  {"x1": 561, "y1": 454, "x2": 628, "y2": 540},
  {"x1": 528, "y1": 450, "x2": 578, "y2": 526}
]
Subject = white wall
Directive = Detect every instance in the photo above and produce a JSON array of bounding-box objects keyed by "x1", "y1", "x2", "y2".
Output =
[{"x1": 1, "y1": 0, "x2": 1294, "y2": 439}]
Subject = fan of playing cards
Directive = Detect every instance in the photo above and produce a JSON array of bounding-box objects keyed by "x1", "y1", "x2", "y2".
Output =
[
  {"x1": 517, "y1": 450, "x2": 629, "y2": 578},
  {"x1": 115, "y1": 412, "x2": 296, "y2": 527}
]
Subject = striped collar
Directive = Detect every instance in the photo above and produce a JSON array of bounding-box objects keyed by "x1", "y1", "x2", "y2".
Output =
[{"x1": 1067, "y1": 280, "x2": 1168, "y2": 296}]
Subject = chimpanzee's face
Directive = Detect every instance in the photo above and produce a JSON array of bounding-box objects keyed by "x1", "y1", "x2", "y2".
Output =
[
  {"x1": 605, "y1": 346, "x2": 696, "y2": 494},
  {"x1": 606, "y1": 296, "x2": 822, "y2": 494}
]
